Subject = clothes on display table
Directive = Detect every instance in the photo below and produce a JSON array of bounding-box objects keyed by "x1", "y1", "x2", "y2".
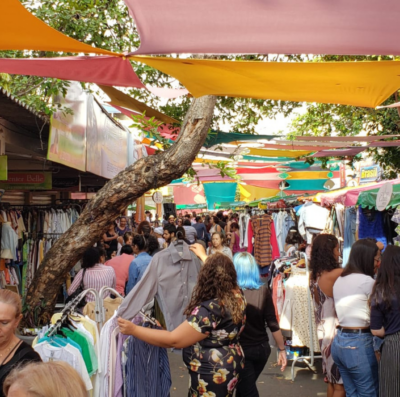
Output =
[
  {"x1": 310, "y1": 278, "x2": 342, "y2": 385},
  {"x1": 183, "y1": 292, "x2": 246, "y2": 397},
  {"x1": 298, "y1": 202, "x2": 330, "y2": 244},
  {"x1": 279, "y1": 266, "x2": 320, "y2": 352},
  {"x1": 248, "y1": 214, "x2": 280, "y2": 267},
  {"x1": 118, "y1": 241, "x2": 201, "y2": 331}
]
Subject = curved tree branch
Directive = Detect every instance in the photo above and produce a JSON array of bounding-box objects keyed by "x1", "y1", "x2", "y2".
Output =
[{"x1": 23, "y1": 95, "x2": 217, "y2": 325}]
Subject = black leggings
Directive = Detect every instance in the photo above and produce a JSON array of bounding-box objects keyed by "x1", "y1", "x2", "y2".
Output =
[{"x1": 236, "y1": 343, "x2": 271, "y2": 397}]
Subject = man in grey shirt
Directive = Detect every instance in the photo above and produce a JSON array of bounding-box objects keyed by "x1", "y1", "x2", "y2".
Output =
[
  {"x1": 182, "y1": 219, "x2": 197, "y2": 244},
  {"x1": 117, "y1": 239, "x2": 201, "y2": 331}
]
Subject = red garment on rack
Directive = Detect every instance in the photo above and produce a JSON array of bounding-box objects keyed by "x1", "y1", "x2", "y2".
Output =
[{"x1": 248, "y1": 214, "x2": 280, "y2": 267}]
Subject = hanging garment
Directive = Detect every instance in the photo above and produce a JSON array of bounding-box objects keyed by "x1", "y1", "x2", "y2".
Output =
[
  {"x1": 249, "y1": 214, "x2": 280, "y2": 267},
  {"x1": 118, "y1": 241, "x2": 201, "y2": 331},
  {"x1": 280, "y1": 266, "x2": 320, "y2": 352},
  {"x1": 123, "y1": 332, "x2": 171, "y2": 397},
  {"x1": 358, "y1": 207, "x2": 387, "y2": 249},
  {"x1": 0, "y1": 222, "x2": 18, "y2": 260},
  {"x1": 298, "y1": 202, "x2": 330, "y2": 243}
]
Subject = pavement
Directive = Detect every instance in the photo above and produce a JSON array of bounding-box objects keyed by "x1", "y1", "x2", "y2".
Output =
[{"x1": 168, "y1": 348, "x2": 327, "y2": 397}]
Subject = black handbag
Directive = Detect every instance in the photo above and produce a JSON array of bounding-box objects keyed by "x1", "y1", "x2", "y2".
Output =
[{"x1": 65, "y1": 268, "x2": 86, "y2": 308}]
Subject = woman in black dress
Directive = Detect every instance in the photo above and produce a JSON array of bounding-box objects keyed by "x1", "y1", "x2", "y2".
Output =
[
  {"x1": 118, "y1": 248, "x2": 246, "y2": 396},
  {"x1": 0, "y1": 290, "x2": 41, "y2": 397}
]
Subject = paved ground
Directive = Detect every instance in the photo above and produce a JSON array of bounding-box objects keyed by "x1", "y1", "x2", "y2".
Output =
[{"x1": 169, "y1": 348, "x2": 327, "y2": 397}]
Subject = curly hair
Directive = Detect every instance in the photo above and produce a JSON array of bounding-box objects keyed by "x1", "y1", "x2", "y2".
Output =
[
  {"x1": 184, "y1": 253, "x2": 243, "y2": 324},
  {"x1": 310, "y1": 234, "x2": 339, "y2": 281}
]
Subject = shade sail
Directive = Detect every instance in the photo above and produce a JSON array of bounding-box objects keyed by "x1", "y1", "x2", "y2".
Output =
[
  {"x1": 204, "y1": 131, "x2": 278, "y2": 148},
  {"x1": 0, "y1": 56, "x2": 143, "y2": 88},
  {"x1": 239, "y1": 185, "x2": 280, "y2": 202},
  {"x1": 125, "y1": 0, "x2": 400, "y2": 56},
  {"x1": 203, "y1": 182, "x2": 237, "y2": 209},
  {"x1": 357, "y1": 184, "x2": 400, "y2": 209},
  {"x1": 295, "y1": 135, "x2": 400, "y2": 142},
  {"x1": 248, "y1": 148, "x2": 313, "y2": 158},
  {"x1": 2, "y1": 0, "x2": 116, "y2": 55},
  {"x1": 245, "y1": 179, "x2": 329, "y2": 191},
  {"x1": 173, "y1": 185, "x2": 206, "y2": 206},
  {"x1": 99, "y1": 86, "x2": 179, "y2": 124},
  {"x1": 131, "y1": 57, "x2": 400, "y2": 108},
  {"x1": 311, "y1": 148, "x2": 365, "y2": 157}
]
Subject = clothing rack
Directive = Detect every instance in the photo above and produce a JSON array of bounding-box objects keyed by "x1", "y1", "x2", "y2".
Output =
[
  {"x1": 47, "y1": 288, "x2": 100, "y2": 337},
  {"x1": 289, "y1": 252, "x2": 322, "y2": 382}
]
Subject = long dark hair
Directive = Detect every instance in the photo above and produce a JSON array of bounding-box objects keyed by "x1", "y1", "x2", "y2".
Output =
[
  {"x1": 185, "y1": 253, "x2": 243, "y2": 324},
  {"x1": 342, "y1": 238, "x2": 377, "y2": 278},
  {"x1": 370, "y1": 245, "x2": 400, "y2": 309},
  {"x1": 310, "y1": 234, "x2": 339, "y2": 281}
]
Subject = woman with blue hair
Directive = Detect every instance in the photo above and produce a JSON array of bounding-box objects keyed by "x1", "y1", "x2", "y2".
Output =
[{"x1": 234, "y1": 252, "x2": 287, "y2": 397}]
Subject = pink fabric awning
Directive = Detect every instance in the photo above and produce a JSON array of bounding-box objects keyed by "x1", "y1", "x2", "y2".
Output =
[
  {"x1": 125, "y1": 0, "x2": 400, "y2": 55},
  {"x1": 320, "y1": 178, "x2": 400, "y2": 207},
  {"x1": 0, "y1": 56, "x2": 144, "y2": 87},
  {"x1": 173, "y1": 185, "x2": 206, "y2": 206},
  {"x1": 311, "y1": 148, "x2": 366, "y2": 157},
  {"x1": 295, "y1": 135, "x2": 400, "y2": 142},
  {"x1": 0, "y1": 56, "x2": 188, "y2": 98}
]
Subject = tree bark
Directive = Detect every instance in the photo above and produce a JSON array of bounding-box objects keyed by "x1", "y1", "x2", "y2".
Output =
[{"x1": 23, "y1": 95, "x2": 217, "y2": 326}]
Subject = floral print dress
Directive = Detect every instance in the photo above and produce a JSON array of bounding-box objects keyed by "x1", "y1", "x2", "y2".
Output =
[{"x1": 183, "y1": 293, "x2": 246, "y2": 397}]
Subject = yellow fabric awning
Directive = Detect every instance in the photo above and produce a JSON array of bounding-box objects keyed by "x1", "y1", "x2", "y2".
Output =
[
  {"x1": 239, "y1": 184, "x2": 280, "y2": 202},
  {"x1": 287, "y1": 171, "x2": 333, "y2": 179},
  {"x1": 2, "y1": 0, "x2": 116, "y2": 55},
  {"x1": 98, "y1": 85, "x2": 179, "y2": 124},
  {"x1": 131, "y1": 56, "x2": 400, "y2": 108},
  {"x1": 248, "y1": 148, "x2": 312, "y2": 158}
]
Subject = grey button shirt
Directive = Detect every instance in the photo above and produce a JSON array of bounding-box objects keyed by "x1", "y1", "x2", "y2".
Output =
[{"x1": 117, "y1": 241, "x2": 201, "y2": 331}]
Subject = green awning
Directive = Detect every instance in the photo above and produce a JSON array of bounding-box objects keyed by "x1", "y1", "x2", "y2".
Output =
[
  {"x1": 357, "y1": 183, "x2": 400, "y2": 210},
  {"x1": 215, "y1": 201, "x2": 247, "y2": 209},
  {"x1": 204, "y1": 130, "x2": 280, "y2": 148},
  {"x1": 128, "y1": 204, "x2": 156, "y2": 211},
  {"x1": 176, "y1": 203, "x2": 207, "y2": 210}
]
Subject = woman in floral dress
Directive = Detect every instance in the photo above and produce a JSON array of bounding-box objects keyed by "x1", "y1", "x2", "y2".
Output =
[{"x1": 118, "y1": 248, "x2": 246, "y2": 397}]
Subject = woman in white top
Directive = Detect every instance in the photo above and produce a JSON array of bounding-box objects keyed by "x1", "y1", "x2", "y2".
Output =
[
  {"x1": 207, "y1": 232, "x2": 233, "y2": 260},
  {"x1": 332, "y1": 238, "x2": 379, "y2": 397},
  {"x1": 209, "y1": 216, "x2": 223, "y2": 235}
]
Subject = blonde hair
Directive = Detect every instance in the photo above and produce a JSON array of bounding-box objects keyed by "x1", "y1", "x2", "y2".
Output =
[
  {"x1": 0, "y1": 290, "x2": 21, "y2": 318},
  {"x1": 3, "y1": 361, "x2": 87, "y2": 397}
]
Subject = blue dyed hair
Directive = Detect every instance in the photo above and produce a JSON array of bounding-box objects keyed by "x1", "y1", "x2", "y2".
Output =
[{"x1": 233, "y1": 252, "x2": 263, "y2": 290}]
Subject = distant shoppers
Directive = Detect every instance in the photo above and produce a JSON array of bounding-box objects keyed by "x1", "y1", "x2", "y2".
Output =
[
  {"x1": 209, "y1": 216, "x2": 223, "y2": 234},
  {"x1": 204, "y1": 215, "x2": 212, "y2": 232},
  {"x1": 163, "y1": 224, "x2": 177, "y2": 247},
  {"x1": 176, "y1": 226, "x2": 191, "y2": 245},
  {"x1": 207, "y1": 232, "x2": 233, "y2": 260},
  {"x1": 168, "y1": 215, "x2": 176, "y2": 225},
  {"x1": 193, "y1": 216, "x2": 208, "y2": 243},
  {"x1": 230, "y1": 222, "x2": 245, "y2": 255},
  {"x1": 145, "y1": 210, "x2": 152, "y2": 223},
  {"x1": 370, "y1": 245, "x2": 400, "y2": 397},
  {"x1": 310, "y1": 234, "x2": 345, "y2": 397},
  {"x1": 154, "y1": 227, "x2": 166, "y2": 248},
  {"x1": 126, "y1": 235, "x2": 153, "y2": 294},
  {"x1": 177, "y1": 218, "x2": 183, "y2": 227},
  {"x1": 183, "y1": 219, "x2": 197, "y2": 244},
  {"x1": 68, "y1": 247, "x2": 116, "y2": 302},
  {"x1": 216, "y1": 210, "x2": 226, "y2": 229},
  {"x1": 116, "y1": 216, "x2": 131, "y2": 238},
  {"x1": 105, "y1": 245, "x2": 134, "y2": 296},
  {"x1": 234, "y1": 252, "x2": 287, "y2": 397},
  {"x1": 103, "y1": 224, "x2": 118, "y2": 259},
  {"x1": 332, "y1": 239, "x2": 379, "y2": 397},
  {"x1": 117, "y1": 231, "x2": 133, "y2": 255}
]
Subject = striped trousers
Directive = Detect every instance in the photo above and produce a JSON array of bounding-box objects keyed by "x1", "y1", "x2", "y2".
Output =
[{"x1": 380, "y1": 331, "x2": 400, "y2": 397}]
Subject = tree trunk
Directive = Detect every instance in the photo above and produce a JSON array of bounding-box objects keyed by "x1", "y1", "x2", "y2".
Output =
[{"x1": 23, "y1": 95, "x2": 217, "y2": 326}]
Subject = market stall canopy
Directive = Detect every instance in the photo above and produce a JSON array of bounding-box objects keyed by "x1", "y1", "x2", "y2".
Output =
[
  {"x1": 124, "y1": 0, "x2": 400, "y2": 56},
  {"x1": 317, "y1": 179, "x2": 400, "y2": 207},
  {"x1": 357, "y1": 184, "x2": 400, "y2": 209},
  {"x1": 2, "y1": 0, "x2": 116, "y2": 55},
  {"x1": 295, "y1": 135, "x2": 400, "y2": 142},
  {"x1": 131, "y1": 57, "x2": 400, "y2": 108},
  {"x1": 311, "y1": 148, "x2": 365, "y2": 157},
  {"x1": 203, "y1": 182, "x2": 237, "y2": 209},
  {"x1": 204, "y1": 131, "x2": 279, "y2": 147}
]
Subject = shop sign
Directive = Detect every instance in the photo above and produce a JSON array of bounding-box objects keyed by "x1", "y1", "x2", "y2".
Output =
[
  {"x1": 53, "y1": 178, "x2": 79, "y2": 191},
  {"x1": 0, "y1": 172, "x2": 52, "y2": 190},
  {"x1": 0, "y1": 156, "x2": 7, "y2": 180},
  {"x1": 376, "y1": 182, "x2": 393, "y2": 211},
  {"x1": 360, "y1": 165, "x2": 380, "y2": 184}
]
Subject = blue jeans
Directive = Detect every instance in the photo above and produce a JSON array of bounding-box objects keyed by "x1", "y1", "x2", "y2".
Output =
[{"x1": 332, "y1": 331, "x2": 379, "y2": 397}]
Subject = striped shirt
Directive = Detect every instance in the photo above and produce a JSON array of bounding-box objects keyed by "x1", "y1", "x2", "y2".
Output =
[{"x1": 68, "y1": 264, "x2": 116, "y2": 302}]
